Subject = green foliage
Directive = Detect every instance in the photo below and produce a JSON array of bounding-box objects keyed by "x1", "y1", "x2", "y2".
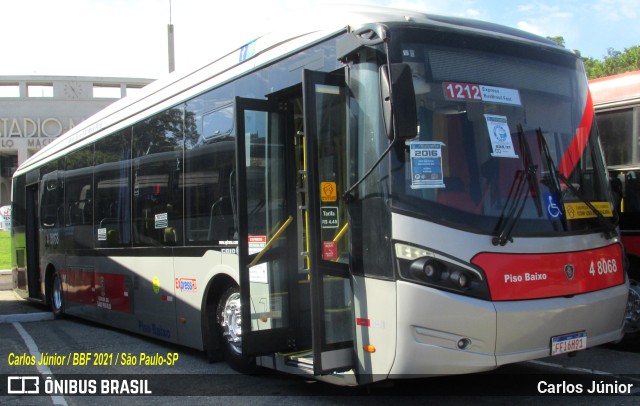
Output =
[
  {"x1": 0, "y1": 231, "x2": 11, "y2": 269},
  {"x1": 546, "y1": 35, "x2": 639, "y2": 80},
  {"x1": 547, "y1": 36, "x2": 566, "y2": 48},
  {"x1": 583, "y1": 46, "x2": 640, "y2": 79}
]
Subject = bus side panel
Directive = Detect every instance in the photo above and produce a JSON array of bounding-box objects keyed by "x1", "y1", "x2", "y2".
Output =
[
  {"x1": 91, "y1": 255, "x2": 178, "y2": 344},
  {"x1": 131, "y1": 255, "x2": 177, "y2": 343},
  {"x1": 391, "y1": 281, "x2": 497, "y2": 377},
  {"x1": 173, "y1": 250, "x2": 239, "y2": 350},
  {"x1": 352, "y1": 276, "x2": 397, "y2": 383}
]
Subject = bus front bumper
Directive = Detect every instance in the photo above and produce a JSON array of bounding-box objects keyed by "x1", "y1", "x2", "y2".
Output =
[{"x1": 389, "y1": 281, "x2": 627, "y2": 377}]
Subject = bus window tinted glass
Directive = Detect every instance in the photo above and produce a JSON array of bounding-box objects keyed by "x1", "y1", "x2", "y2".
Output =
[
  {"x1": 184, "y1": 93, "x2": 236, "y2": 245},
  {"x1": 40, "y1": 161, "x2": 63, "y2": 228},
  {"x1": 65, "y1": 147, "x2": 93, "y2": 249},
  {"x1": 132, "y1": 108, "x2": 184, "y2": 246},
  {"x1": 94, "y1": 130, "x2": 132, "y2": 248},
  {"x1": 65, "y1": 147, "x2": 93, "y2": 227},
  {"x1": 598, "y1": 108, "x2": 635, "y2": 166}
]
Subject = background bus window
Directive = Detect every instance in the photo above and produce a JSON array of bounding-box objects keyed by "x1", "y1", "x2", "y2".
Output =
[
  {"x1": 598, "y1": 108, "x2": 636, "y2": 166},
  {"x1": 132, "y1": 108, "x2": 185, "y2": 246},
  {"x1": 94, "y1": 130, "x2": 132, "y2": 248}
]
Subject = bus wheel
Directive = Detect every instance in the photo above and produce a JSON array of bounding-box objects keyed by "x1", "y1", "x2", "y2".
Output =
[
  {"x1": 217, "y1": 285, "x2": 256, "y2": 373},
  {"x1": 50, "y1": 272, "x2": 64, "y2": 319}
]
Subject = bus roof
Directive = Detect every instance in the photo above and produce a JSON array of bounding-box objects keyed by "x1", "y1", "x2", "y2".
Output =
[
  {"x1": 15, "y1": 5, "x2": 563, "y2": 177},
  {"x1": 590, "y1": 70, "x2": 640, "y2": 108}
]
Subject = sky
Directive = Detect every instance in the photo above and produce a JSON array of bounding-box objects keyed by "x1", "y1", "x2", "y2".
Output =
[{"x1": 1, "y1": 0, "x2": 639, "y2": 80}]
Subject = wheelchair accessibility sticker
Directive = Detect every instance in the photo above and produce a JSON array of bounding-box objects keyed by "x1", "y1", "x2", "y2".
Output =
[{"x1": 544, "y1": 192, "x2": 563, "y2": 220}]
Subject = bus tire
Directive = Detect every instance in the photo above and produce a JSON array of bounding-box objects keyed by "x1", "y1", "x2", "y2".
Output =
[
  {"x1": 217, "y1": 285, "x2": 256, "y2": 373},
  {"x1": 50, "y1": 271, "x2": 65, "y2": 319}
]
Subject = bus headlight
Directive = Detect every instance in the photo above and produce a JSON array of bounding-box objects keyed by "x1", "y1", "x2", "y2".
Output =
[
  {"x1": 395, "y1": 242, "x2": 490, "y2": 300},
  {"x1": 450, "y1": 270, "x2": 469, "y2": 289},
  {"x1": 410, "y1": 257, "x2": 448, "y2": 281}
]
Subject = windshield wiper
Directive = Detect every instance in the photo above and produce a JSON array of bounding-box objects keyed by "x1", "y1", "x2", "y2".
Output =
[
  {"x1": 536, "y1": 127, "x2": 616, "y2": 239},
  {"x1": 536, "y1": 128, "x2": 568, "y2": 231},
  {"x1": 492, "y1": 125, "x2": 542, "y2": 246}
]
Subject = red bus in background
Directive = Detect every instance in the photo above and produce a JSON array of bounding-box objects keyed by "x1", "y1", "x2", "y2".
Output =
[{"x1": 592, "y1": 70, "x2": 640, "y2": 345}]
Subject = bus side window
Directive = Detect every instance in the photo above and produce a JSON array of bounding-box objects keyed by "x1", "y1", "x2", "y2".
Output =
[
  {"x1": 94, "y1": 130, "x2": 132, "y2": 248},
  {"x1": 65, "y1": 147, "x2": 93, "y2": 228},
  {"x1": 184, "y1": 92, "x2": 237, "y2": 246},
  {"x1": 40, "y1": 171, "x2": 63, "y2": 228},
  {"x1": 132, "y1": 108, "x2": 184, "y2": 247}
]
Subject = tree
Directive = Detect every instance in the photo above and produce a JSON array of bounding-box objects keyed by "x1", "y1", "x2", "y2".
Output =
[
  {"x1": 583, "y1": 46, "x2": 640, "y2": 79},
  {"x1": 546, "y1": 36, "x2": 640, "y2": 79},
  {"x1": 547, "y1": 36, "x2": 566, "y2": 48}
]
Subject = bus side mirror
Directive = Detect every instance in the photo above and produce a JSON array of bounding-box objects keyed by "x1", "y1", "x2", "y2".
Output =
[{"x1": 380, "y1": 63, "x2": 418, "y2": 141}]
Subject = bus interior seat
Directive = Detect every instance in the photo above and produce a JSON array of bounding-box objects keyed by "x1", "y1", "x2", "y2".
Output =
[{"x1": 164, "y1": 227, "x2": 177, "y2": 244}]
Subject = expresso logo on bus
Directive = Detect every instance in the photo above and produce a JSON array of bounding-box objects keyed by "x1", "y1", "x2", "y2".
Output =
[{"x1": 175, "y1": 278, "x2": 197, "y2": 292}]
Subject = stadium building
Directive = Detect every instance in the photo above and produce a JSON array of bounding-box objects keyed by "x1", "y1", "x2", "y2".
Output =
[{"x1": 0, "y1": 76, "x2": 154, "y2": 206}]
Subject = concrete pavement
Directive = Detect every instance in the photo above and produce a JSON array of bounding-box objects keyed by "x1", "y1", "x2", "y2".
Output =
[{"x1": 0, "y1": 269, "x2": 53, "y2": 323}]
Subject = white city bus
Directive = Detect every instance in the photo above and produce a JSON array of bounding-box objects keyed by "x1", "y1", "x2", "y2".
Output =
[{"x1": 12, "y1": 6, "x2": 628, "y2": 385}]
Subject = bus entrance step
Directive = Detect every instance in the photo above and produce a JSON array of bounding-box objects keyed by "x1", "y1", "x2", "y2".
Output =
[{"x1": 281, "y1": 350, "x2": 313, "y2": 370}]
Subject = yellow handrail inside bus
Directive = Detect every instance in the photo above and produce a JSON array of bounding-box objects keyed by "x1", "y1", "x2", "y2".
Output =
[
  {"x1": 248, "y1": 215, "x2": 293, "y2": 268},
  {"x1": 333, "y1": 223, "x2": 349, "y2": 243}
]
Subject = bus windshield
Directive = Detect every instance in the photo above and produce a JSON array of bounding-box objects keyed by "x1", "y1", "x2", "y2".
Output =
[{"x1": 388, "y1": 29, "x2": 615, "y2": 238}]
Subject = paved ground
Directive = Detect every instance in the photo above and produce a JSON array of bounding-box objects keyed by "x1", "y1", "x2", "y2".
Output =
[{"x1": 0, "y1": 269, "x2": 53, "y2": 323}]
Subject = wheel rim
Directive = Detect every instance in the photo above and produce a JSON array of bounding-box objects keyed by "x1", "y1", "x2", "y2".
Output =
[
  {"x1": 625, "y1": 281, "x2": 640, "y2": 334},
  {"x1": 220, "y1": 292, "x2": 242, "y2": 355},
  {"x1": 52, "y1": 275, "x2": 63, "y2": 312}
]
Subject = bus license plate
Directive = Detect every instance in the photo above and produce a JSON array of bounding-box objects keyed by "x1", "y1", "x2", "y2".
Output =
[{"x1": 551, "y1": 331, "x2": 587, "y2": 355}]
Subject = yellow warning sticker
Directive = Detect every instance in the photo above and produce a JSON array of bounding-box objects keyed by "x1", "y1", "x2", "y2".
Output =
[
  {"x1": 564, "y1": 202, "x2": 613, "y2": 220},
  {"x1": 320, "y1": 182, "x2": 337, "y2": 202}
]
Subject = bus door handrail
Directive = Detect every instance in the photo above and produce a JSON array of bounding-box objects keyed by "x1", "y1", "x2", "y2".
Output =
[{"x1": 247, "y1": 215, "x2": 293, "y2": 268}]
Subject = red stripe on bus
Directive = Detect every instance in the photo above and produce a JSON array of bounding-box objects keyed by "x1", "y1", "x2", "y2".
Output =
[
  {"x1": 63, "y1": 269, "x2": 131, "y2": 313},
  {"x1": 471, "y1": 243, "x2": 624, "y2": 301},
  {"x1": 559, "y1": 91, "x2": 595, "y2": 178}
]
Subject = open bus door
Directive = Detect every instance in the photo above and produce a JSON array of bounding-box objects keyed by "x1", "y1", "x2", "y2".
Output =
[
  {"x1": 303, "y1": 69, "x2": 355, "y2": 375},
  {"x1": 235, "y1": 97, "x2": 299, "y2": 356},
  {"x1": 235, "y1": 69, "x2": 355, "y2": 375}
]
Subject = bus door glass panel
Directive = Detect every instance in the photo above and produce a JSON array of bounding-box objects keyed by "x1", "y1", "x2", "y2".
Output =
[
  {"x1": 236, "y1": 97, "x2": 296, "y2": 355},
  {"x1": 303, "y1": 69, "x2": 354, "y2": 375}
]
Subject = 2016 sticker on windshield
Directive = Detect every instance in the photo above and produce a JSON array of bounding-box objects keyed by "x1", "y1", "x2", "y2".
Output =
[{"x1": 409, "y1": 141, "x2": 445, "y2": 189}]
